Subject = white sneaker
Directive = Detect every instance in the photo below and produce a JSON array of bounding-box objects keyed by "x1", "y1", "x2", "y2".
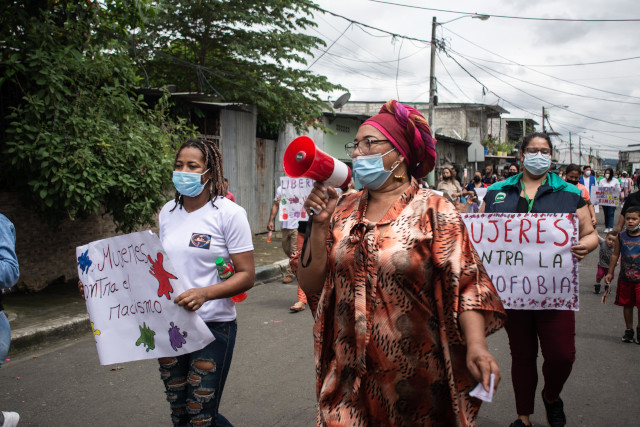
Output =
[{"x1": 1, "y1": 412, "x2": 20, "y2": 427}]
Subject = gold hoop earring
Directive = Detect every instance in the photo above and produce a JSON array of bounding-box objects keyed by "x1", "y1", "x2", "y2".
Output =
[{"x1": 394, "y1": 175, "x2": 406, "y2": 182}]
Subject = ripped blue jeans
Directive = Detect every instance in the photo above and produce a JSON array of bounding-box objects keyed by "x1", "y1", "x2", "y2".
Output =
[{"x1": 158, "y1": 320, "x2": 237, "y2": 427}]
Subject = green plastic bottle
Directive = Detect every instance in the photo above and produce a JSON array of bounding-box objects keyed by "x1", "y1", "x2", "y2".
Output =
[{"x1": 215, "y1": 257, "x2": 247, "y2": 303}]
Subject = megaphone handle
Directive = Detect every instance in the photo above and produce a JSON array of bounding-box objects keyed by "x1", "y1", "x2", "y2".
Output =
[
  {"x1": 301, "y1": 186, "x2": 333, "y2": 268},
  {"x1": 309, "y1": 187, "x2": 329, "y2": 215},
  {"x1": 300, "y1": 214, "x2": 314, "y2": 268}
]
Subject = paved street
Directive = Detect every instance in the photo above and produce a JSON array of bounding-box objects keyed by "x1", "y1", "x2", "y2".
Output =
[{"x1": 1, "y1": 246, "x2": 639, "y2": 426}]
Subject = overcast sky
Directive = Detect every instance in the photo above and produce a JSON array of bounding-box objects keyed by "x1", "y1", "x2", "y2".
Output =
[{"x1": 302, "y1": 0, "x2": 640, "y2": 158}]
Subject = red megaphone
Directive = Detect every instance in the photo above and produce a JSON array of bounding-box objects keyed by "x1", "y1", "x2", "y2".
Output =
[{"x1": 283, "y1": 136, "x2": 352, "y2": 188}]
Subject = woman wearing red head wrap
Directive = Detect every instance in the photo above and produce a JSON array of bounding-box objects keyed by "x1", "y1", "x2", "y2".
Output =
[{"x1": 293, "y1": 100, "x2": 505, "y2": 426}]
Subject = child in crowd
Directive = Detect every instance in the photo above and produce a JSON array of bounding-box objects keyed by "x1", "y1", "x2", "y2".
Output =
[
  {"x1": 604, "y1": 206, "x2": 640, "y2": 343},
  {"x1": 595, "y1": 230, "x2": 617, "y2": 294}
]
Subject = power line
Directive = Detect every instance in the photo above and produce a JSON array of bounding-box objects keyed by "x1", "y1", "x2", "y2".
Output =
[
  {"x1": 395, "y1": 38, "x2": 404, "y2": 101},
  {"x1": 309, "y1": 4, "x2": 640, "y2": 104},
  {"x1": 311, "y1": 16, "x2": 411, "y2": 75},
  {"x1": 368, "y1": 0, "x2": 640, "y2": 22},
  {"x1": 305, "y1": 26, "x2": 402, "y2": 79},
  {"x1": 442, "y1": 52, "x2": 640, "y2": 68},
  {"x1": 524, "y1": 56, "x2": 640, "y2": 68},
  {"x1": 443, "y1": 27, "x2": 640, "y2": 101},
  {"x1": 306, "y1": 3, "x2": 636, "y2": 148},
  {"x1": 546, "y1": 117, "x2": 640, "y2": 144},
  {"x1": 440, "y1": 51, "x2": 639, "y2": 146},
  {"x1": 307, "y1": 2, "x2": 433, "y2": 44},
  {"x1": 306, "y1": 22, "x2": 352, "y2": 70},
  {"x1": 436, "y1": 51, "x2": 473, "y2": 102},
  {"x1": 450, "y1": 50, "x2": 640, "y2": 129},
  {"x1": 448, "y1": 48, "x2": 640, "y2": 106},
  {"x1": 318, "y1": 45, "x2": 428, "y2": 64}
]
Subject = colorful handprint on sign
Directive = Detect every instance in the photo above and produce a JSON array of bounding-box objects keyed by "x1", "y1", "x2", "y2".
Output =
[
  {"x1": 148, "y1": 252, "x2": 178, "y2": 300},
  {"x1": 168, "y1": 322, "x2": 188, "y2": 351}
]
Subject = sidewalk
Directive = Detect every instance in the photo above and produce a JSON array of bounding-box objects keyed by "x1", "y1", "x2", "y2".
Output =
[{"x1": 3, "y1": 232, "x2": 290, "y2": 355}]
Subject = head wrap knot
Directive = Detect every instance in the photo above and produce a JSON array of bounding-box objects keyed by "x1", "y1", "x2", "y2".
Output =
[{"x1": 361, "y1": 100, "x2": 437, "y2": 179}]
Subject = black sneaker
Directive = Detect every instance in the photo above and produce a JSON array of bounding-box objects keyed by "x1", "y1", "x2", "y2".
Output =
[
  {"x1": 542, "y1": 391, "x2": 566, "y2": 427},
  {"x1": 636, "y1": 328, "x2": 640, "y2": 345},
  {"x1": 622, "y1": 328, "x2": 634, "y2": 343},
  {"x1": 509, "y1": 419, "x2": 532, "y2": 427},
  {"x1": 594, "y1": 284, "x2": 601, "y2": 294}
]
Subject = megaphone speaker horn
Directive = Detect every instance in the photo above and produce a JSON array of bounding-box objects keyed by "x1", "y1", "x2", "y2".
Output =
[{"x1": 283, "y1": 136, "x2": 352, "y2": 188}]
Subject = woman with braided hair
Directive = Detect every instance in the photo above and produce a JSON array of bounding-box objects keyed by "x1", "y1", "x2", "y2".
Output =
[
  {"x1": 293, "y1": 100, "x2": 505, "y2": 425},
  {"x1": 157, "y1": 138, "x2": 255, "y2": 427}
]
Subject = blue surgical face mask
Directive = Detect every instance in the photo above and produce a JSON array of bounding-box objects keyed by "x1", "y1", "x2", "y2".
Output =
[
  {"x1": 172, "y1": 169, "x2": 209, "y2": 197},
  {"x1": 352, "y1": 148, "x2": 399, "y2": 190},
  {"x1": 523, "y1": 152, "x2": 551, "y2": 176}
]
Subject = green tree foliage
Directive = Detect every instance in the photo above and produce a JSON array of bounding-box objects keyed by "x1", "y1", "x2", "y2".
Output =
[
  {"x1": 0, "y1": 1, "x2": 194, "y2": 231},
  {"x1": 141, "y1": 0, "x2": 344, "y2": 135}
]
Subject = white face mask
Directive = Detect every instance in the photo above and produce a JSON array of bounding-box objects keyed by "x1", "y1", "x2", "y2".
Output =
[
  {"x1": 605, "y1": 173, "x2": 611, "y2": 179},
  {"x1": 584, "y1": 170, "x2": 591, "y2": 177}
]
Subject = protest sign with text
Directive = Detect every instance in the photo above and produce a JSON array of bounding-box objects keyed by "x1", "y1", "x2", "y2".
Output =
[
  {"x1": 590, "y1": 185, "x2": 620, "y2": 207},
  {"x1": 76, "y1": 231, "x2": 214, "y2": 365},
  {"x1": 461, "y1": 213, "x2": 579, "y2": 311},
  {"x1": 279, "y1": 176, "x2": 313, "y2": 222}
]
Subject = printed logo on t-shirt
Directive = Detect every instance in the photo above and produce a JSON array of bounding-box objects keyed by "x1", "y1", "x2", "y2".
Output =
[{"x1": 189, "y1": 233, "x2": 212, "y2": 249}]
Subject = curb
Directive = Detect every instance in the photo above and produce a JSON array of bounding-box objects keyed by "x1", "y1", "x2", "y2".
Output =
[
  {"x1": 254, "y1": 259, "x2": 288, "y2": 284},
  {"x1": 10, "y1": 313, "x2": 91, "y2": 354},
  {"x1": 8, "y1": 259, "x2": 289, "y2": 356}
]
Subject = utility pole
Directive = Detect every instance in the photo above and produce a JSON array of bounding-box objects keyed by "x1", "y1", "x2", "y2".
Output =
[
  {"x1": 426, "y1": 14, "x2": 489, "y2": 186},
  {"x1": 569, "y1": 132, "x2": 573, "y2": 164},
  {"x1": 428, "y1": 17, "x2": 437, "y2": 128},
  {"x1": 542, "y1": 107, "x2": 546, "y2": 133},
  {"x1": 427, "y1": 16, "x2": 438, "y2": 187},
  {"x1": 579, "y1": 136, "x2": 582, "y2": 166}
]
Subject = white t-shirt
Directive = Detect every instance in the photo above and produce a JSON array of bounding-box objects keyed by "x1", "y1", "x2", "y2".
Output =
[
  {"x1": 599, "y1": 178, "x2": 620, "y2": 189},
  {"x1": 159, "y1": 197, "x2": 254, "y2": 322},
  {"x1": 274, "y1": 186, "x2": 299, "y2": 230}
]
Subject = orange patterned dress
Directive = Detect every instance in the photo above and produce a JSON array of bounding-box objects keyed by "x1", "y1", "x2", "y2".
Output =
[{"x1": 292, "y1": 179, "x2": 505, "y2": 426}]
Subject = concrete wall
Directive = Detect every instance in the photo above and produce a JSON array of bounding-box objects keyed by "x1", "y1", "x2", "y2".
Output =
[
  {"x1": 272, "y1": 124, "x2": 325, "y2": 232},
  {"x1": 0, "y1": 192, "x2": 158, "y2": 292},
  {"x1": 254, "y1": 138, "x2": 276, "y2": 234},
  {"x1": 1, "y1": 105, "x2": 266, "y2": 291},
  {"x1": 220, "y1": 106, "x2": 259, "y2": 232},
  {"x1": 323, "y1": 116, "x2": 360, "y2": 162},
  {"x1": 337, "y1": 101, "x2": 499, "y2": 145},
  {"x1": 275, "y1": 122, "x2": 325, "y2": 190},
  {"x1": 433, "y1": 108, "x2": 467, "y2": 141}
]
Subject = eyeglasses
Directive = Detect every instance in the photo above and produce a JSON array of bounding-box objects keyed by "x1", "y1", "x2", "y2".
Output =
[
  {"x1": 524, "y1": 147, "x2": 551, "y2": 155},
  {"x1": 345, "y1": 138, "x2": 389, "y2": 157}
]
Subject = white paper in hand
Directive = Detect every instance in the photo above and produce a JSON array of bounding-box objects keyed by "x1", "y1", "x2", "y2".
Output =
[{"x1": 469, "y1": 373, "x2": 495, "y2": 403}]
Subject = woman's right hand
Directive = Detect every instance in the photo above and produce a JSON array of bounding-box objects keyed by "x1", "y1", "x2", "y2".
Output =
[
  {"x1": 305, "y1": 181, "x2": 339, "y2": 225},
  {"x1": 604, "y1": 273, "x2": 612, "y2": 285},
  {"x1": 77, "y1": 280, "x2": 85, "y2": 298}
]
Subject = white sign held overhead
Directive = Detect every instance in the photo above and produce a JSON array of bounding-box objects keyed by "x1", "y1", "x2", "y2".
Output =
[{"x1": 76, "y1": 230, "x2": 215, "y2": 365}]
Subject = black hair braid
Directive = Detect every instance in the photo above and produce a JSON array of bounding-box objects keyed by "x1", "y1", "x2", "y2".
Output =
[{"x1": 170, "y1": 138, "x2": 226, "y2": 212}]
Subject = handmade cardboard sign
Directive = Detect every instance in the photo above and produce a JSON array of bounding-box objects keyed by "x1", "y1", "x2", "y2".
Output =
[
  {"x1": 461, "y1": 213, "x2": 580, "y2": 311},
  {"x1": 279, "y1": 176, "x2": 313, "y2": 222},
  {"x1": 591, "y1": 185, "x2": 620, "y2": 207},
  {"x1": 76, "y1": 230, "x2": 214, "y2": 365}
]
